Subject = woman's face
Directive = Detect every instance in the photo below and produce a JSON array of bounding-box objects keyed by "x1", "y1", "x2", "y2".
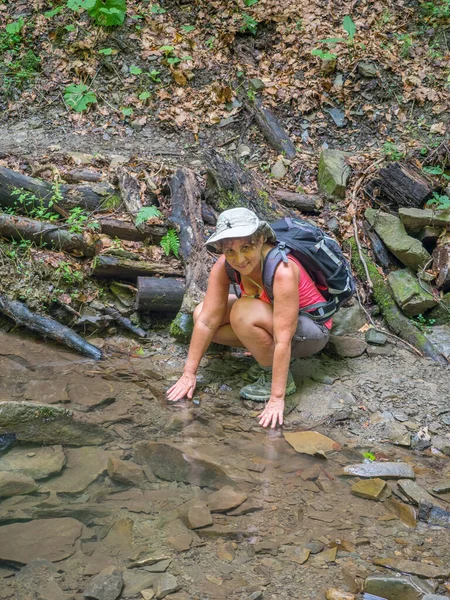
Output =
[{"x1": 222, "y1": 236, "x2": 264, "y2": 275}]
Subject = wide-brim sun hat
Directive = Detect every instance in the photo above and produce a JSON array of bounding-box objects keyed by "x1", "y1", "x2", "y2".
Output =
[{"x1": 205, "y1": 207, "x2": 276, "y2": 252}]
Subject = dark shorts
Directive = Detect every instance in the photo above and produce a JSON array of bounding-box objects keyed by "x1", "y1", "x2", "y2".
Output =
[{"x1": 291, "y1": 314, "x2": 330, "y2": 358}]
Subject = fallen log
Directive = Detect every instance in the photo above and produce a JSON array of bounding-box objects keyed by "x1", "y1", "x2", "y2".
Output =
[
  {"x1": 249, "y1": 98, "x2": 297, "y2": 159},
  {"x1": 366, "y1": 162, "x2": 438, "y2": 210},
  {"x1": 137, "y1": 277, "x2": 185, "y2": 313},
  {"x1": 92, "y1": 255, "x2": 183, "y2": 280},
  {"x1": 432, "y1": 231, "x2": 450, "y2": 291},
  {"x1": 273, "y1": 190, "x2": 323, "y2": 213},
  {"x1": 363, "y1": 221, "x2": 399, "y2": 271},
  {"x1": 98, "y1": 217, "x2": 166, "y2": 243},
  {"x1": 62, "y1": 169, "x2": 103, "y2": 184},
  {"x1": 117, "y1": 167, "x2": 142, "y2": 217},
  {"x1": 349, "y1": 239, "x2": 447, "y2": 364},
  {"x1": 169, "y1": 168, "x2": 212, "y2": 340},
  {"x1": 0, "y1": 212, "x2": 101, "y2": 257},
  {"x1": 0, "y1": 166, "x2": 115, "y2": 213},
  {"x1": 0, "y1": 295, "x2": 103, "y2": 360},
  {"x1": 104, "y1": 306, "x2": 148, "y2": 338},
  {"x1": 204, "y1": 149, "x2": 280, "y2": 219}
]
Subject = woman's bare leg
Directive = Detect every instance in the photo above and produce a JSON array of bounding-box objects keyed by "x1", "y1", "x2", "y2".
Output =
[
  {"x1": 194, "y1": 295, "x2": 245, "y2": 347},
  {"x1": 229, "y1": 298, "x2": 274, "y2": 366}
]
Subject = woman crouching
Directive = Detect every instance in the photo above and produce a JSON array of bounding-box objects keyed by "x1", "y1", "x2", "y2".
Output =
[{"x1": 166, "y1": 207, "x2": 332, "y2": 428}]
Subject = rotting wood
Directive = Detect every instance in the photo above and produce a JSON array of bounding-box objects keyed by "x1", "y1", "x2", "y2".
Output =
[
  {"x1": 169, "y1": 167, "x2": 212, "y2": 339},
  {"x1": 349, "y1": 239, "x2": 447, "y2": 364},
  {"x1": 204, "y1": 149, "x2": 280, "y2": 219},
  {"x1": 98, "y1": 217, "x2": 166, "y2": 243},
  {"x1": 92, "y1": 255, "x2": 183, "y2": 281},
  {"x1": 104, "y1": 306, "x2": 148, "y2": 338},
  {"x1": 117, "y1": 167, "x2": 143, "y2": 218},
  {"x1": 62, "y1": 170, "x2": 103, "y2": 184},
  {"x1": 273, "y1": 190, "x2": 323, "y2": 213},
  {"x1": 248, "y1": 98, "x2": 297, "y2": 159},
  {"x1": 0, "y1": 166, "x2": 115, "y2": 213},
  {"x1": 137, "y1": 276, "x2": 185, "y2": 312},
  {"x1": 432, "y1": 231, "x2": 450, "y2": 291},
  {"x1": 0, "y1": 294, "x2": 103, "y2": 360},
  {"x1": 0, "y1": 212, "x2": 101, "y2": 257},
  {"x1": 366, "y1": 162, "x2": 438, "y2": 210}
]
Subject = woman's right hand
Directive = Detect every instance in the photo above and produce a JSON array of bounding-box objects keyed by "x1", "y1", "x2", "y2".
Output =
[{"x1": 166, "y1": 372, "x2": 197, "y2": 402}]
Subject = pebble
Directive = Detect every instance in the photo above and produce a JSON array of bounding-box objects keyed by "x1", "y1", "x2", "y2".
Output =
[{"x1": 325, "y1": 589, "x2": 356, "y2": 600}]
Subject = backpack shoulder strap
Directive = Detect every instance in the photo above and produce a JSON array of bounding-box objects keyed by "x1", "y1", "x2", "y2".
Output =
[
  {"x1": 262, "y1": 244, "x2": 290, "y2": 303},
  {"x1": 225, "y1": 260, "x2": 242, "y2": 297}
]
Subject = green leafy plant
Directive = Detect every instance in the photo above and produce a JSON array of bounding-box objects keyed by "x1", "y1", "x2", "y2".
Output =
[
  {"x1": 319, "y1": 15, "x2": 356, "y2": 46},
  {"x1": 120, "y1": 107, "x2": 133, "y2": 117},
  {"x1": 311, "y1": 48, "x2": 338, "y2": 61},
  {"x1": 421, "y1": 0, "x2": 450, "y2": 23},
  {"x1": 66, "y1": 207, "x2": 99, "y2": 233},
  {"x1": 382, "y1": 141, "x2": 405, "y2": 161},
  {"x1": 139, "y1": 91, "x2": 151, "y2": 102},
  {"x1": 205, "y1": 36, "x2": 215, "y2": 49},
  {"x1": 67, "y1": 0, "x2": 126, "y2": 27},
  {"x1": 99, "y1": 47, "x2": 114, "y2": 55},
  {"x1": 55, "y1": 261, "x2": 83, "y2": 284},
  {"x1": 181, "y1": 24, "x2": 195, "y2": 33},
  {"x1": 148, "y1": 69, "x2": 161, "y2": 83},
  {"x1": 64, "y1": 83, "x2": 97, "y2": 112},
  {"x1": 150, "y1": 3, "x2": 166, "y2": 14},
  {"x1": 129, "y1": 65, "x2": 142, "y2": 75},
  {"x1": 363, "y1": 452, "x2": 376, "y2": 461},
  {"x1": 6, "y1": 18, "x2": 25, "y2": 36},
  {"x1": 135, "y1": 206, "x2": 162, "y2": 225},
  {"x1": 10, "y1": 189, "x2": 59, "y2": 221},
  {"x1": 423, "y1": 165, "x2": 450, "y2": 181},
  {"x1": 396, "y1": 33, "x2": 414, "y2": 58},
  {"x1": 160, "y1": 228, "x2": 180, "y2": 258},
  {"x1": 426, "y1": 191, "x2": 450, "y2": 211},
  {"x1": 244, "y1": 0, "x2": 259, "y2": 5},
  {"x1": 240, "y1": 13, "x2": 258, "y2": 35},
  {"x1": 413, "y1": 313, "x2": 437, "y2": 331}
]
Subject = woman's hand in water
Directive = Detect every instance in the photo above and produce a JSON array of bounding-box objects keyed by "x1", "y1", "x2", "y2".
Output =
[
  {"x1": 166, "y1": 372, "x2": 197, "y2": 402},
  {"x1": 258, "y1": 397, "x2": 284, "y2": 429}
]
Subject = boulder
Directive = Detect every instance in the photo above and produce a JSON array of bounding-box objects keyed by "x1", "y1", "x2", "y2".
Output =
[
  {"x1": 318, "y1": 149, "x2": 351, "y2": 198},
  {"x1": 399, "y1": 207, "x2": 450, "y2": 234},
  {"x1": 83, "y1": 566, "x2": 124, "y2": 600},
  {"x1": 388, "y1": 269, "x2": 437, "y2": 316},
  {"x1": 427, "y1": 292, "x2": 450, "y2": 325},
  {"x1": 331, "y1": 301, "x2": 367, "y2": 336},
  {"x1": 0, "y1": 401, "x2": 111, "y2": 446},
  {"x1": 365, "y1": 208, "x2": 430, "y2": 270},
  {"x1": 328, "y1": 335, "x2": 368, "y2": 357}
]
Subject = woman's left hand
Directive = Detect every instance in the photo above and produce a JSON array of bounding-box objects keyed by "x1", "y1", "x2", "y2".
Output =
[{"x1": 258, "y1": 397, "x2": 284, "y2": 429}]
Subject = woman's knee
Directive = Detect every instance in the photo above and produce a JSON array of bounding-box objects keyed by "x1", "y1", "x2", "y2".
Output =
[
  {"x1": 193, "y1": 302, "x2": 203, "y2": 323},
  {"x1": 230, "y1": 298, "x2": 273, "y2": 334}
]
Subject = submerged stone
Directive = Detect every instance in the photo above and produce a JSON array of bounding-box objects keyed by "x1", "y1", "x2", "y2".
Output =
[
  {"x1": 0, "y1": 471, "x2": 37, "y2": 497},
  {"x1": 343, "y1": 462, "x2": 415, "y2": 480},
  {"x1": 284, "y1": 431, "x2": 341, "y2": 458},
  {"x1": 325, "y1": 590, "x2": 356, "y2": 600},
  {"x1": 83, "y1": 566, "x2": 124, "y2": 600},
  {"x1": 351, "y1": 478, "x2": 386, "y2": 500},
  {"x1": 208, "y1": 486, "x2": 247, "y2": 513},
  {"x1": 433, "y1": 479, "x2": 450, "y2": 494},
  {"x1": 154, "y1": 573, "x2": 179, "y2": 599},
  {"x1": 397, "y1": 479, "x2": 444, "y2": 509},
  {"x1": 364, "y1": 574, "x2": 434, "y2": 599},
  {"x1": 0, "y1": 445, "x2": 66, "y2": 480},
  {"x1": 186, "y1": 502, "x2": 213, "y2": 529}
]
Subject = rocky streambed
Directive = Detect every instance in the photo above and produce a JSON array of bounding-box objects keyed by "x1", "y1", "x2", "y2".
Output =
[{"x1": 0, "y1": 326, "x2": 449, "y2": 600}]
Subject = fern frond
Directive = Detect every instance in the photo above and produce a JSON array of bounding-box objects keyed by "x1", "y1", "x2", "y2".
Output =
[{"x1": 161, "y1": 228, "x2": 180, "y2": 258}]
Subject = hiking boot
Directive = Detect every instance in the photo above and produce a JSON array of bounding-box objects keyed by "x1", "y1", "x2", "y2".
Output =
[
  {"x1": 241, "y1": 362, "x2": 266, "y2": 383},
  {"x1": 240, "y1": 368, "x2": 296, "y2": 402}
]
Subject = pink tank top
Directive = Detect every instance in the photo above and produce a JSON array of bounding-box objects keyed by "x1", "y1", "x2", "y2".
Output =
[{"x1": 239, "y1": 254, "x2": 333, "y2": 329}]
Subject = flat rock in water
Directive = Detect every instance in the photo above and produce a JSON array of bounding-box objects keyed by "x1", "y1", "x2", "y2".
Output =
[
  {"x1": 373, "y1": 557, "x2": 450, "y2": 579},
  {"x1": 83, "y1": 566, "x2": 124, "y2": 600},
  {"x1": 42, "y1": 447, "x2": 121, "y2": 494},
  {"x1": 0, "y1": 401, "x2": 111, "y2": 446},
  {"x1": 342, "y1": 462, "x2": 415, "y2": 480},
  {"x1": 351, "y1": 478, "x2": 386, "y2": 500},
  {"x1": 0, "y1": 445, "x2": 65, "y2": 480},
  {"x1": 154, "y1": 573, "x2": 179, "y2": 599},
  {"x1": 0, "y1": 517, "x2": 82, "y2": 563},
  {"x1": 208, "y1": 486, "x2": 248, "y2": 512},
  {"x1": 384, "y1": 497, "x2": 417, "y2": 528},
  {"x1": 23, "y1": 379, "x2": 70, "y2": 404},
  {"x1": 397, "y1": 479, "x2": 444, "y2": 509},
  {"x1": 0, "y1": 471, "x2": 37, "y2": 497},
  {"x1": 186, "y1": 502, "x2": 213, "y2": 529},
  {"x1": 384, "y1": 422, "x2": 411, "y2": 447},
  {"x1": 134, "y1": 442, "x2": 234, "y2": 489},
  {"x1": 67, "y1": 378, "x2": 116, "y2": 412},
  {"x1": 284, "y1": 431, "x2": 341, "y2": 458},
  {"x1": 364, "y1": 574, "x2": 434, "y2": 600}
]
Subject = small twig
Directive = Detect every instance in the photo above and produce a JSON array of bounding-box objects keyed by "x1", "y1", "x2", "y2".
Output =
[{"x1": 352, "y1": 215, "x2": 373, "y2": 289}]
